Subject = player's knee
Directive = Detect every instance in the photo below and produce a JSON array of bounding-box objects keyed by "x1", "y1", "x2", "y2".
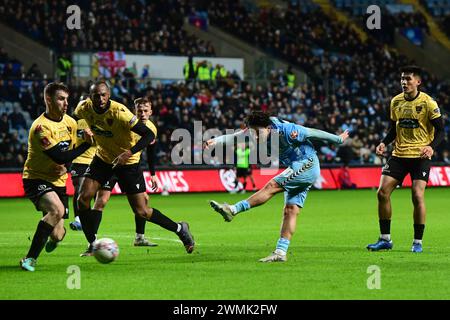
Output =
[
  {"x1": 48, "y1": 202, "x2": 65, "y2": 220},
  {"x1": 284, "y1": 204, "x2": 299, "y2": 217},
  {"x1": 412, "y1": 191, "x2": 425, "y2": 205},
  {"x1": 265, "y1": 180, "x2": 280, "y2": 194},
  {"x1": 77, "y1": 191, "x2": 92, "y2": 210},
  {"x1": 377, "y1": 188, "x2": 390, "y2": 202},
  {"x1": 132, "y1": 205, "x2": 149, "y2": 219}
]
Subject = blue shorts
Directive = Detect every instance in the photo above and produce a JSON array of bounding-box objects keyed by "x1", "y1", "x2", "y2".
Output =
[{"x1": 273, "y1": 156, "x2": 320, "y2": 208}]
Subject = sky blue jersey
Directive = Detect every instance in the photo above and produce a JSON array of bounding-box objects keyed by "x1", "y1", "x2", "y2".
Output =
[{"x1": 269, "y1": 117, "x2": 342, "y2": 167}]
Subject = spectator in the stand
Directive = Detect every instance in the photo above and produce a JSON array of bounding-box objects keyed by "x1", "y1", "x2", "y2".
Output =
[
  {"x1": 184, "y1": 55, "x2": 197, "y2": 83},
  {"x1": 338, "y1": 165, "x2": 357, "y2": 189},
  {"x1": 56, "y1": 53, "x2": 72, "y2": 83},
  {"x1": 141, "y1": 64, "x2": 150, "y2": 81},
  {"x1": 26, "y1": 63, "x2": 43, "y2": 79},
  {"x1": 6, "y1": 80, "x2": 19, "y2": 101},
  {"x1": 286, "y1": 66, "x2": 296, "y2": 89},
  {"x1": 196, "y1": 60, "x2": 211, "y2": 84},
  {"x1": 0, "y1": 113, "x2": 9, "y2": 135},
  {"x1": 9, "y1": 106, "x2": 27, "y2": 130},
  {"x1": 2, "y1": 62, "x2": 20, "y2": 79}
]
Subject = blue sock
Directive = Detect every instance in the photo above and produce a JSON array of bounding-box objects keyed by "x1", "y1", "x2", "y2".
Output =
[
  {"x1": 231, "y1": 200, "x2": 250, "y2": 214},
  {"x1": 275, "y1": 238, "x2": 290, "y2": 254}
]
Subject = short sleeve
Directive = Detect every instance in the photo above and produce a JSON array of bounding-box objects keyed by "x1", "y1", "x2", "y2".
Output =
[
  {"x1": 34, "y1": 124, "x2": 58, "y2": 151},
  {"x1": 389, "y1": 99, "x2": 396, "y2": 121},
  {"x1": 427, "y1": 99, "x2": 441, "y2": 120},
  {"x1": 118, "y1": 106, "x2": 138, "y2": 129},
  {"x1": 73, "y1": 102, "x2": 84, "y2": 120}
]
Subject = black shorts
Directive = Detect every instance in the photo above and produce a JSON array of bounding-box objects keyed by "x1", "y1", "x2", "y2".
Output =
[
  {"x1": 22, "y1": 179, "x2": 69, "y2": 218},
  {"x1": 236, "y1": 167, "x2": 250, "y2": 178},
  {"x1": 382, "y1": 156, "x2": 431, "y2": 183},
  {"x1": 84, "y1": 156, "x2": 146, "y2": 194},
  {"x1": 101, "y1": 175, "x2": 118, "y2": 191},
  {"x1": 70, "y1": 163, "x2": 89, "y2": 179}
]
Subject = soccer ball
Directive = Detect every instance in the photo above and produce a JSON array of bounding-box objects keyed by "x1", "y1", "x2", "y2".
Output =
[{"x1": 92, "y1": 238, "x2": 119, "y2": 264}]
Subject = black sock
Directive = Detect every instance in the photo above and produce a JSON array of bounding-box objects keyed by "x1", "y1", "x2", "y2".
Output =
[
  {"x1": 135, "y1": 215, "x2": 146, "y2": 235},
  {"x1": 91, "y1": 209, "x2": 103, "y2": 236},
  {"x1": 27, "y1": 220, "x2": 54, "y2": 259},
  {"x1": 148, "y1": 208, "x2": 179, "y2": 233},
  {"x1": 379, "y1": 219, "x2": 391, "y2": 235},
  {"x1": 234, "y1": 179, "x2": 238, "y2": 188},
  {"x1": 243, "y1": 181, "x2": 247, "y2": 189},
  {"x1": 79, "y1": 209, "x2": 96, "y2": 244},
  {"x1": 414, "y1": 224, "x2": 425, "y2": 240}
]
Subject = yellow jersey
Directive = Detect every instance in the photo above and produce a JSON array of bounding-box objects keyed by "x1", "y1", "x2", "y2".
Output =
[
  {"x1": 131, "y1": 119, "x2": 158, "y2": 159},
  {"x1": 74, "y1": 99, "x2": 140, "y2": 165},
  {"x1": 390, "y1": 91, "x2": 441, "y2": 158},
  {"x1": 23, "y1": 113, "x2": 77, "y2": 187},
  {"x1": 72, "y1": 118, "x2": 96, "y2": 165}
]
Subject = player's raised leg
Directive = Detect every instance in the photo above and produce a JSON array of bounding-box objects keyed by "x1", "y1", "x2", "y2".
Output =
[
  {"x1": 411, "y1": 179, "x2": 427, "y2": 253},
  {"x1": 127, "y1": 192, "x2": 194, "y2": 253},
  {"x1": 21, "y1": 192, "x2": 66, "y2": 271},
  {"x1": 210, "y1": 179, "x2": 283, "y2": 222},
  {"x1": 367, "y1": 174, "x2": 399, "y2": 251}
]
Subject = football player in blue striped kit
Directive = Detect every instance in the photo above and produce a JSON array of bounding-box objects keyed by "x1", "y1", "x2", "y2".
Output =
[{"x1": 205, "y1": 111, "x2": 349, "y2": 262}]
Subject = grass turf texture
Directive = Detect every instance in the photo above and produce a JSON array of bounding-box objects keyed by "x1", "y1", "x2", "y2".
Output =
[{"x1": 1, "y1": 188, "x2": 450, "y2": 300}]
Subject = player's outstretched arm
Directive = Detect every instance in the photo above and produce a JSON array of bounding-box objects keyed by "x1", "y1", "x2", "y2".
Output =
[
  {"x1": 203, "y1": 129, "x2": 247, "y2": 150},
  {"x1": 44, "y1": 142, "x2": 92, "y2": 165},
  {"x1": 304, "y1": 128, "x2": 349, "y2": 144}
]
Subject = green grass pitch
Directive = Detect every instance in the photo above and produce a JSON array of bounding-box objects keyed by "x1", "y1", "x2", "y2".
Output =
[{"x1": 1, "y1": 188, "x2": 450, "y2": 300}]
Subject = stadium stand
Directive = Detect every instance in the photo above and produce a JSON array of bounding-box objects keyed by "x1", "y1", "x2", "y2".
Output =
[
  {"x1": 0, "y1": 0, "x2": 216, "y2": 56},
  {"x1": 0, "y1": 0, "x2": 449, "y2": 169}
]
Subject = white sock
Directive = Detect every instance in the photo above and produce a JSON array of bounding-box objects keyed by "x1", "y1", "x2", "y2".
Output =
[
  {"x1": 413, "y1": 239, "x2": 422, "y2": 244},
  {"x1": 136, "y1": 233, "x2": 144, "y2": 239},
  {"x1": 274, "y1": 249, "x2": 286, "y2": 256},
  {"x1": 75, "y1": 216, "x2": 80, "y2": 223},
  {"x1": 380, "y1": 234, "x2": 391, "y2": 241},
  {"x1": 229, "y1": 205, "x2": 237, "y2": 214},
  {"x1": 176, "y1": 223, "x2": 182, "y2": 233}
]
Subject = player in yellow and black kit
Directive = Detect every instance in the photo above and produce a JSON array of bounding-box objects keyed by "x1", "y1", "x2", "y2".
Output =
[
  {"x1": 77, "y1": 97, "x2": 158, "y2": 246},
  {"x1": 20, "y1": 82, "x2": 93, "y2": 271},
  {"x1": 367, "y1": 66, "x2": 444, "y2": 253},
  {"x1": 74, "y1": 81, "x2": 194, "y2": 256}
]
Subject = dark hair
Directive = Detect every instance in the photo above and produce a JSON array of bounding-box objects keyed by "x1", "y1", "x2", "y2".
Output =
[
  {"x1": 44, "y1": 82, "x2": 69, "y2": 98},
  {"x1": 399, "y1": 65, "x2": 423, "y2": 78},
  {"x1": 245, "y1": 111, "x2": 272, "y2": 128},
  {"x1": 90, "y1": 79, "x2": 110, "y2": 93},
  {"x1": 134, "y1": 96, "x2": 151, "y2": 107}
]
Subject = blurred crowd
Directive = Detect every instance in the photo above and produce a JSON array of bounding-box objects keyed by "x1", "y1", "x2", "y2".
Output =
[
  {"x1": 0, "y1": 0, "x2": 449, "y2": 169},
  {"x1": 0, "y1": 0, "x2": 215, "y2": 56}
]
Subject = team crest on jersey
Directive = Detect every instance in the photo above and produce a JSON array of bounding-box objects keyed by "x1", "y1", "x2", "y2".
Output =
[
  {"x1": 40, "y1": 137, "x2": 51, "y2": 147},
  {"x1": 415, "y1": 106, "x2": 423, "y2": 113},
  {"x1": 290, "y1": 130, "x2": 298, "y2": 139},
  {"x1": 106, "y1": 118, "x2": 114, "y2": 126},
  {"x1": 35, "y1": 125, "x2": 43, "y2": 134}
]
